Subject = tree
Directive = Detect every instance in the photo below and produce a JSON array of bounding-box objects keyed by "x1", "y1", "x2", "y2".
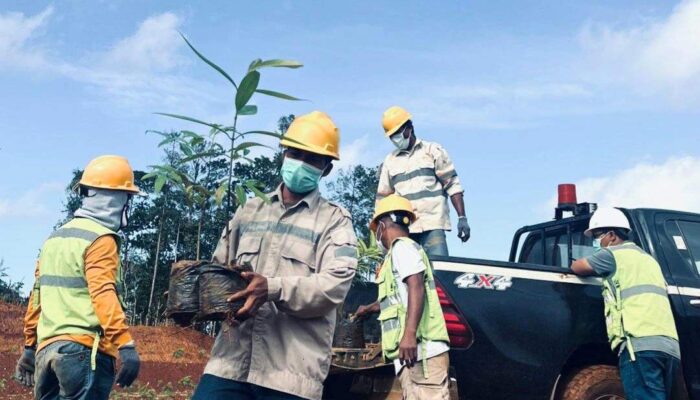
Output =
[
  {"x1": 325, "y1": 164, "x2": 381, "y2": 284},
  {"x1": 0, "y1": 259, "x2": 25, "y2": 304},
  {"x1": 325, "y1": 165, "x2": 380, "y2": 242}
]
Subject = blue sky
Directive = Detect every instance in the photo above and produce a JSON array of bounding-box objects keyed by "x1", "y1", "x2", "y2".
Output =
[{"x1": 1, "y1": 1, "x2": 699, "y2": 291}]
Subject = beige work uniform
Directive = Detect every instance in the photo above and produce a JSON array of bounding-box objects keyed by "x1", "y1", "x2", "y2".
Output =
[
  {"x1": 376, "y1": 139, "x2": 464, "y2": 234},
  {"x1": 204, "y1": 185, "x2": 358, "y2": 400},
  {"x1": 398, "y1": 352, "x2": 451, "y2": 400}
]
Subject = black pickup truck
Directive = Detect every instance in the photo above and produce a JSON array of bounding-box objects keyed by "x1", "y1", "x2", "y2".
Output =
[{"x1": 432, "y1": 199, "x2": 700, "y2": 399}]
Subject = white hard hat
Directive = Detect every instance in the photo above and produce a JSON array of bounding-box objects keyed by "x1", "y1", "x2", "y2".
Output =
[{"x1": 585, "y1": 207, "x2": 631, "y2": 237}]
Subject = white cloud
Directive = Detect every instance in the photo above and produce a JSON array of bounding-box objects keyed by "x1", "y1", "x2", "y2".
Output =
[
  {"x1": 0, "y1": 183, "x2": 64, "y2": 219},
  {"x1": 103, "y1": 12, "x2": 183, "y2": 72},
  {"x1": 546, "y1": 157, "x2": 700, "y2": 214},
  {"x1": 0, "y1": 8, "x2": 215, "y2": 110},
  {"x1": 351, "y1": 80, "x2": 595, "y2": 131},
  {"x1": 332, "y1": 134, "x2": 385, "y2": 174},
  {"x1": 579, "y1": 0, "x2": 700, "y2": 103},
  {"x1": 0, "y1": 6, "x2": 53, "y2": 69},
  {"x1": 440, "y1": 83, "x2": 592, "y2": 101}
]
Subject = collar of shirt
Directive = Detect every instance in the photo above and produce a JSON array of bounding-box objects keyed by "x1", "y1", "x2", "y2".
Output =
[
  {"x1": 393, "y1": 138, "x2": 424, "y2": 157},
  {"x1": 269, "y1": 184, "x2": 322, "y2": 210}
]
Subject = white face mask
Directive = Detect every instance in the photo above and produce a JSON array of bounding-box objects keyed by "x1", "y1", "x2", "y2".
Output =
[
  {"x1": 375, "y1": 222, "x2": 387, "y2": 254},
  {"x1": 390, "y1": 128, "x2": 410, "y2": 150}
]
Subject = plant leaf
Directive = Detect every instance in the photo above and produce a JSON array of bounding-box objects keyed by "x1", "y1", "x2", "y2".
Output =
[
  {"x1": 234, "y1": 142, "x2": 272, "y2": 152},
  {"x1": 245, "y1": 180, "x2": 270, "y2": 204},
  {"x1": 179, "y1": 142, "x2": 194, "y2": 157},
  {"x1": 249, "y1": 59, "x2": 303, "y2": 71},
  {"x1": 178, "y1": 150, "x2": 225, "y2": 164},
  {"x1": 236, "y1": 71, "x2": 260, "y2": 111},
  {"x1": 248, "y1": 58, "x2": 262, "y2": 72},
  {"x1": 240, "y1": 130, "x2": 283, "y2": 139},
  {"x1": 179, "y1": 32, "x2": 237, "y2": 89},
  {"x1": 214, "y1": 182, "x2": 228, "y2": 206},
  {"x1": 238, "y1": 105, "x2": 258, "y2": 116},
  {"x1": 141, "y1": 172, "x2": 158, "y2": 181},
  {"x1": 154, "y1": 113, "x2": 227, "y2": 135},
  {"x1": 154, "y1": 176, "x2": 166, "y2": 193},
  {"x1": 255, "y1": 89, "x2": 304, "y2": 101},
  {"x1": 235, "y1": 185, "x2": 247, "y2": 206},
  {"x1": 190, "y1": 136, "x2": 204, "y2": 146},
  {"x1": 158, "y1": 137, "x2": 178, "y2": 147},
  {"x1": 146, "y1": 130, "x2": 170, "y2": 137}
]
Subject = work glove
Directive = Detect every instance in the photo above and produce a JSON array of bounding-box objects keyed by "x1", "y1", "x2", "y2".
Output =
[
  {"x1": 14, "y1": 347, "x2": 35, "y2": 387},
  {"x1": 115, "y1": 345, "x2": 140, "y2": 388},
  {"x1": 457, "y1": 216, "x2": 471, "y2": 242}
]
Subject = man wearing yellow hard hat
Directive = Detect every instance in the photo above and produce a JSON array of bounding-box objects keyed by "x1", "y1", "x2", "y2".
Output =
[
  {"x1": 193, "y1": 111, "x2": 358, "y2": 400},
  {"x1": 376, "y1": 106, "x2": 469, "y2": 255},
  {"x1": 15, "y1": 155, "x2": 141, "y2": 399},
  {"x1": 355, "y1": 194, "x2": 451, "y2": 400}
]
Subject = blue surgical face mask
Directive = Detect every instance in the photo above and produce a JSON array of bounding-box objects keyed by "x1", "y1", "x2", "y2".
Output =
[
  {"x1": 592, "y1": 238, "x2": 602, "y2": 250},
  {"x1": 390, "y1": 130, "x2": 410, "y2": 150},
  {"x1": 281, "y1": 157, "x2": 324, "y2": 194}
]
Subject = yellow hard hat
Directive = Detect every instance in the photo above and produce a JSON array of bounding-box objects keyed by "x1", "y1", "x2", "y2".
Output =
[
  {"x1": 382, "y1": 106, "x2": 412, "y2": 137},
  {"x1": 78, "y1": 155, "x2": 140, "y2": 194},
  {"x1": 370, "y1": 194, "x2": 416, "y2": 232},
  {"x1": 280, "y1": 111, "x2": 340, "y2": 160}
]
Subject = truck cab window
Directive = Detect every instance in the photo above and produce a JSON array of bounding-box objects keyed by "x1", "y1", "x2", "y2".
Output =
[
  {"x1": 519, "y1": 232, "x2": 544, "y2": 265},
  {"x1": 570, "y1": 225, "x2": 596, "y2": 264},
  {"x1": 516, "y1": 221, "x2": 594, "y2": 268},
  {"x1": 677, "y1": 221, "x2": 700, "y2": 276},
  {"x1": 547, "y1": 230, "x2": 568, "y2": 268}
]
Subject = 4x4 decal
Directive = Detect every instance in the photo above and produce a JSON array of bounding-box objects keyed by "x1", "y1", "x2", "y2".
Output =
[{"x1": 454, "y1": 273, "x2": 513, "y2": 291}]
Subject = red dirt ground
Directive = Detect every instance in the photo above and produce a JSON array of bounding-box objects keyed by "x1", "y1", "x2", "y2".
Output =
[{"x1": 0, "y1": 302, "x2": 213, "y2": 399}]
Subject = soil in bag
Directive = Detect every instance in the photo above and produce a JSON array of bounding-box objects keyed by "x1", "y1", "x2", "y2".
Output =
[
  {"x1": 166, "y1": 260, "x2": 205, "y2": 327},
  {"x1": 333, "y1": 317, "x2": 366, "y2": 349},
  {"x1": 198, "y1": 263, "x2": 250, "y2": 321}
]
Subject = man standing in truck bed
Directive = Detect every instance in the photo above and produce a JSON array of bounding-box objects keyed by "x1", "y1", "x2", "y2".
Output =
[
  {"x1": 572, "y1": 207, "x2": 680, "y2": 400},
  {"x1": 376, "y1": 106, "x2": 469, "y2": 256}
]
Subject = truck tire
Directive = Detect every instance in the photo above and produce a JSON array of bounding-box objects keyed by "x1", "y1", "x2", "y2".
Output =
[{"x1": 558, "y1": 365, "x2": 625, "y2": 400}]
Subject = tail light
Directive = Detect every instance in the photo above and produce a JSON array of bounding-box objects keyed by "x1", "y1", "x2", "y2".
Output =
[{"x1": 435, "y1": 279, "x2": 473, "y2": 348}]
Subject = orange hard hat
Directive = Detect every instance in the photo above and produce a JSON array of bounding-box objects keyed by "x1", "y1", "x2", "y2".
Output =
[{"x1": 78, "y1": 155, "x2": 140, "y2": 194}]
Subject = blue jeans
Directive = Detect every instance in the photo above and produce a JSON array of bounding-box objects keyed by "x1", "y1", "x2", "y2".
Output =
[
  {"x1": 34, "y1": 340, "x2": 115, "y2": 400},
  {"x1": 410, "y1": 229, "x2": 449, "y2": 256},
  {"x1": 192, "y1": 374, "x2": 304, "y2": 400},
  {"x1": 619, "y1": 349, "x2": 679, "y2": 400}
]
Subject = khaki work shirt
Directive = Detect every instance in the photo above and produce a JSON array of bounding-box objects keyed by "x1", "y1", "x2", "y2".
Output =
[
  {"x1": 377, "y1": 139, "x2": 464, "y2": 233},
  {"x1": 204, "y1": 185, "x2": 358, "y2": 400}
]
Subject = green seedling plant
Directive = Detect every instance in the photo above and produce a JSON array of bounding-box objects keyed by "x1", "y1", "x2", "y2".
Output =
[{"x1": 145, "y1": 32, "x2": 304, "y2": 262}]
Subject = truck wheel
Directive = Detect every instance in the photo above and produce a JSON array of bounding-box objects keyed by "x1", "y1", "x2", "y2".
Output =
[{"x1": 558, "y1": 365, "x2": 625, "y2": 400}]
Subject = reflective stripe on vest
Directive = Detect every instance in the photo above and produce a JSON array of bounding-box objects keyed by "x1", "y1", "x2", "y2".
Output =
[
  {"x1": 602, "y1": 242, "x2": 678, "y2": 361},
  {"x1": 36, "y1": 218, "x2": 124, "y2": 366},
  {"x1": 375, "y1": 237, "x2": 449, "y2": 373}
]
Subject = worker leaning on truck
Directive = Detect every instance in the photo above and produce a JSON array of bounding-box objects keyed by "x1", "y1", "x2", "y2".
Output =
[
  {"x1": 14, "y1": 155, "x2": 141, "y2": 400},
  {"x1": 192, "y1": 111, "x2": 358, "y2": 400},
  {"x1": 376, "y1": 106, "x2": 469, "y2": 256},
  {"x1": 571, "y1": 207, "x2": 680, "y2": 400},
  {"x1": 355, "y1": 194, "x2": 451, "y2": 400}
]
